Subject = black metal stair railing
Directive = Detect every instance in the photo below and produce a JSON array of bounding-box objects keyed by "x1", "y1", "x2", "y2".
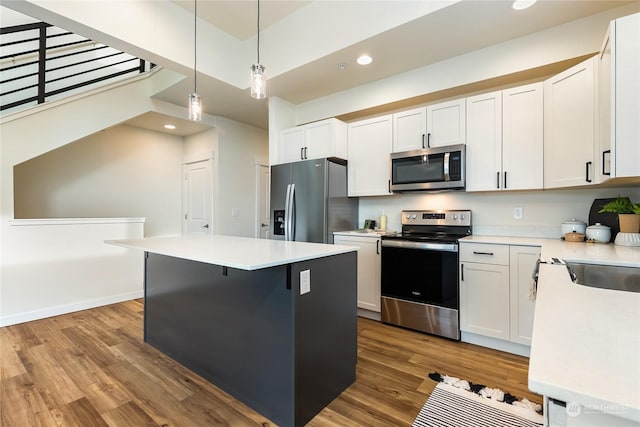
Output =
[{"x1": 0, "y1": 21, "x2": 154, "y2": 112}]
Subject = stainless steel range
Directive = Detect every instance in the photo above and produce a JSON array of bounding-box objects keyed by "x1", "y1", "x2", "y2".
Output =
[{"x1": 381, "y1": 210, "x2": 471, "y2": 340}]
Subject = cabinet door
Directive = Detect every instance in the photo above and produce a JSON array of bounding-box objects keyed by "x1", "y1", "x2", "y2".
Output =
[
  {"x1": 459, "y1": 261, "x2": 510, "y2": 341},
  {"x1": 502, "y1": 83, "x2": 544, "y2": 190},
  {"x1": 509, "y1": 246, "x2": 539, "y2": 346},
  {"x1": 465, "y1": 91, "x2": 503, "y2": 192},
  {"x1": 305, "y1": 118, "x2": 348, "y2": 161},
  {"x1": 598, "y1": 25, "x2": 613, "y2": 183},
  {"x1": 612, "y1": 13, "x2": 640, "y2": 178},
  {"x1": 347, "y1": 115, "x2": 393, "y2": 197},
  {"x1": 426, "y1": 99, "x2": 466, "y2": 148},
  {"x1": 544, "y1": 56, "x2": 596, "y2": 188},
  {"x1": 334, "y1": 235, "x2": 381, "y2": 312},
  {"x1": 279, "y1": 127, "x2": 305, "y2": 163},
  {"x1": 392, "y1": 107, "x2": 427, "y2": 152}
]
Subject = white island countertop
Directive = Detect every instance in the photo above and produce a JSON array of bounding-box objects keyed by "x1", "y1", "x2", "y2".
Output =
[{"x1": 107, "y1": 234, "x2": 356, "y2": 271}]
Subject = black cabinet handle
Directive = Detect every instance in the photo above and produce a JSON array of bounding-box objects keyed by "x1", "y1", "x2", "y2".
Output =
[
  {"x1": 376, "y1": 240, "x2": 380, "y2": 255},
  {"x1": 304, "y1": 147, "x2": 308, "y2": 159},
  {"x1": 427, "y1": 133, "x2": 431, "y2": 148},
  {"x1": 461, "y1": 263, "x2": 464, "y2": 281},
  {"x1": 504, "y1": 171, "x2": 507, "y2": 189},
  {"x1": 496, "y1": 172, "x2": 500, "y2": 189},
  {"x1": 422, "y1": 134, "x2": 426, "y2": 149},
  {"x1": 473, "y1": 251, "x2": 494, "y2": 256},
  {"x1": 586, "y1": 161, "x2": 592, "y2": 183},
  {"x1": 388, "y1": 179, "x2": 391, "y2": 193},
  {"x1": 300, "y1": 147, "x2": 304, "y2": 160},
  {"x1": 602, "y1": 150, "x2": 611, "y2": 176}
]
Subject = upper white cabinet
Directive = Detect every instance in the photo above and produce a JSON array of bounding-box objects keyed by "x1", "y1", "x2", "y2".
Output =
[
  {"x1": 277, "y1": 118, "x2": 347, "y2": 164},
  {"x1": 392, "y1": 107, "x2": 427, "y2": 152},
  {"x1": 348, "y1": 115, "x2": 393, "y2": 196},
  {"x1": 544, "y1": 56, "x2": 597, "y2": 188},
  {"x1": 598, "y1": 12, "x2": 640, "y2": 181},
  {"x1": 466, "y1": 83, "x2": 544, "y2": 192},
  {"x1": 426, "y1": 99, "x2": 466, "y2": 148},
  {"x1": 465, "y1": 91, "x2": 503, "y2": 192},
  {"x1": 502, "y1": 83, "x2": 544, "y2": 190}
]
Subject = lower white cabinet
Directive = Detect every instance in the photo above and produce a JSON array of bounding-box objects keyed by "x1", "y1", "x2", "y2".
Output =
[
  {"x1": 334, "y1": 234, "x2": 381, "y2": 313},
  {"x1": 459, "y1": 242, "x2": 539, "y2": 349}
]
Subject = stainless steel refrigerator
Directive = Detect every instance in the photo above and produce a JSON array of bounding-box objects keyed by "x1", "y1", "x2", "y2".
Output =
[{"x1": 271, "y1": 157, "x2": 358, "y2": 243}]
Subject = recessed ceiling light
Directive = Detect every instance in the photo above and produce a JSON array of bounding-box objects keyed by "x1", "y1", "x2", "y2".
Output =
[
  {"x1": 164, "y1": 124, "x2": 176, "y2": 130},
  {"x1": 357, "y1": 55, "x2": 373, "y2": 65},
  {"x1": 512, "y1": 0, "x2": 537, "y2": 10}
]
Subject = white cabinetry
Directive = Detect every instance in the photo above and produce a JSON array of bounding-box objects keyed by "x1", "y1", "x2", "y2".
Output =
[
  {"x1": 392, "y1": 107, "x2": 427, "y2": 152},
  {"x1": 544, "y1": 56, "x2": 597, "y2": 188},
  {"x1": 460, "y1": 243, "x2": 510, "y2": 340},
  {"x1": 277, "y1": 118, "x2": 347, "y2": 164},
  {"x1": 460, "y1": 242, "x2": 540, "y2": 354},
  {"x1": 347, "y1": 115, "x2": 393, "y2": 196},
  {"x1": 466, "y1": 84, "x2": 543, "y2": 192},
  {"x1": 334, "y1": 234, "x2": 381, "y2": 314},
  {"x1": 598, "y1": 12, "x2": 640, "y2": 181},
  {"x1": 426, "y1": 99, "x2": 466, "y2": 148}
]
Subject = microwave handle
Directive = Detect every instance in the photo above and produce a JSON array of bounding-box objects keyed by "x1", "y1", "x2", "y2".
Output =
[{"x1": 443, "y1": 152, "x2": 450, "y2": 181}]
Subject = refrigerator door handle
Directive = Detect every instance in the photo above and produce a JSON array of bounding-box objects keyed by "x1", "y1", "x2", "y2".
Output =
[
  {"x1": 288, "y1": 184, "x2": 296, "y2": 241},
  {"x1": 284, "y1": 184, "x2": 291, "y2": 241}
]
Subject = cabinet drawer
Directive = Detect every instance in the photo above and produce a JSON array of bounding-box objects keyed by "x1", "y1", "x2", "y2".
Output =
[{"x1": 459, "y1": 243, "x2": 509, "y2": 265}]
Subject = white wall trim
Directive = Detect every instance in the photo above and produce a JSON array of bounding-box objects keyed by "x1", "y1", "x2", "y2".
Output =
[{"x1": 0, "y1": 290, "x2": 143, "y2": 327}]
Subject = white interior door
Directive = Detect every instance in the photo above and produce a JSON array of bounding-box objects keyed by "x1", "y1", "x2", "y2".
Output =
[
  {"x1": 256, "y1": 164, "x2": 270, "y2": 238},
  {"x1": 183, "y1": 160, "x2": 212, "y2": 234}
]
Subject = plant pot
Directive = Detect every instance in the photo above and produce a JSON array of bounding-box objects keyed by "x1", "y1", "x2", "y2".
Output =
[{"x1": 618, "y1": 214, "x2": 640, "y2": 233}]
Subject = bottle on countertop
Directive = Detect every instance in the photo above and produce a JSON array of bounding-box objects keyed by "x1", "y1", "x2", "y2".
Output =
[{"x1": 379, "y1": 213, "x2": 387, "y2": 231}]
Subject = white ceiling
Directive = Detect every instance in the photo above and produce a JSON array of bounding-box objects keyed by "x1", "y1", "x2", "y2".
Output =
[{"x1": 125, "y1": 0, "x2": 633, "y2": 133}]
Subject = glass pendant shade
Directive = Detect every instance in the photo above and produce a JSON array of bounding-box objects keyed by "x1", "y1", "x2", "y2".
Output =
[
  {"x1": 188, "y1": 92, "x2": 202, "y2": 121},
  {"x1": 251, "y1": 64, "x2": 266, "y2": 99}
]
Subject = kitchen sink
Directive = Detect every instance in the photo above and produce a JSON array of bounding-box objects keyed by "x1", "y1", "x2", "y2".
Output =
[{"x1": 566, "y1": 262, "x2": 640, "y2": 293}]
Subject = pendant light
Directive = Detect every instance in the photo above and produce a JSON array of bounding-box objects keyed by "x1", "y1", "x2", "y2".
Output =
[
  {"x1": 188, "y1": 0, "x2": 202, "y2": 121},
  {"x1": 250, "y1": 0, "x2": 266, "y2": 99}
]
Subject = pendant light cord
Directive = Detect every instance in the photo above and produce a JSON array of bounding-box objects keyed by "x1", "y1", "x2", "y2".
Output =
[
  {"x1": 256, "y1": 0, "x2": 260, "y2": 64},
  {"x1": 194, "y1": 0, "x2": 197, "y2": 93}
]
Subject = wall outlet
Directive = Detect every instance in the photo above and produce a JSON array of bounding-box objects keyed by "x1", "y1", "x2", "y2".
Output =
[
  {"x1": 231, "y1": 208, "x2": 239, "y2": 217},
  {"x1": 513, "y1": 206, "x2": 523, "y2": 220},
  {"x1": 300, "y1": 269, "x2": 311, "y2": 295}
]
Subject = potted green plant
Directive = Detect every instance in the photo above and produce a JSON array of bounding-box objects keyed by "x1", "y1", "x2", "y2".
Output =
[{"x1": 598, "y1": 197, "x2": 640, "y2": 233}]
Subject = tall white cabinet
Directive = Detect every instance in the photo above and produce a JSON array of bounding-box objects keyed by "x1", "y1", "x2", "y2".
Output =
[{"x1": 598, "y1": 12, "x2": 640, "y2": 181}]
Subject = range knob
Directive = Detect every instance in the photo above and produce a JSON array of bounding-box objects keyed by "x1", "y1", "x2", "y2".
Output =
[
  {"x1": 460, "y1": 214, "x2": 465, "y2": 220},
  {"x1": 406, "y1": 214, "x2": 411, "y2": 219},
  {"x1": 452, "y1": 214, "x2": 458, "y2": 220},
  {"x1": 411, "y1": 214, "x2": 417, "y2": 219}
]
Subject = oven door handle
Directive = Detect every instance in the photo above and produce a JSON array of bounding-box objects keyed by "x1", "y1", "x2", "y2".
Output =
[{"x1": 381, "y1": 239, "x2": 458, "y2": 252}]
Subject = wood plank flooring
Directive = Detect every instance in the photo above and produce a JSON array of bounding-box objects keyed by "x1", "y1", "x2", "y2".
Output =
[{"x1": 1, "y1": 300, "x2": 540, "y2": 426}]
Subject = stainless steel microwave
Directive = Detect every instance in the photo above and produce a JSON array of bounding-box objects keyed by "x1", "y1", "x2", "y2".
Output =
[{"x1": 390, "y1": 144, "x2": 465, "y2": 192}]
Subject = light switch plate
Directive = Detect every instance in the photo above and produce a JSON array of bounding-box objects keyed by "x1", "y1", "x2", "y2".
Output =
[
  {"x1": 513, "y1": 206, "x2": 523, "y2": 220},
  {"x1": 300, "y1": 269, "x2": 311, "y2": 295}
]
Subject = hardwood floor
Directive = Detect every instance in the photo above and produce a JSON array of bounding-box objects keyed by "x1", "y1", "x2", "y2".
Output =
[{"x1": 1, "y1": 300, "x2": 540, "y2": 426}]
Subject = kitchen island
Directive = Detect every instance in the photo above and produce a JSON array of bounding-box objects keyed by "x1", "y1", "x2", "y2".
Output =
[{"x1": 107, "y1": 234, "x2": 358, "y2": 427}]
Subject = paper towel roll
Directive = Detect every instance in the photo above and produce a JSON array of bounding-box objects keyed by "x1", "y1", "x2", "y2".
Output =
[{"x1": 379, "y1": 215, "x2": 387, "y2": 231}]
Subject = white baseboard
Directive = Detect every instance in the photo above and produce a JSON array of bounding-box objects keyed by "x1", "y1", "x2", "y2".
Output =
[
  {"x1": 358, "y1": 308, "x2": 381, "y2": 321},
  {"x1": 461, "y1": 331, "x2": 531, "y2": 357},
  {"x1": 0, "y1": 290, "x2": 143, "y2": 327}
]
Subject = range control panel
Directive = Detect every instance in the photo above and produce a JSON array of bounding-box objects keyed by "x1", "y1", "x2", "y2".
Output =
[{"x1": 401, "y1": 210, "x2": 472, "y2": 227}]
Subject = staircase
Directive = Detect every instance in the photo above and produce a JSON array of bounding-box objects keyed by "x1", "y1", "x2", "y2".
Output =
[{"x1": 1, "y1": 20, "x2": 154, "y2": 115}]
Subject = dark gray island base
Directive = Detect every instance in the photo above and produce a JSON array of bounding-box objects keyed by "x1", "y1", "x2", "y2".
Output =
[{"x1": 144, "y1": 251, "x2": 357, "y2": 426}]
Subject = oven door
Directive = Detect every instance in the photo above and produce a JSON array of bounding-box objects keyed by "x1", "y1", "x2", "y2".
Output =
[{"x1": 381, "y1": 242, "x2": 459, "y2": 309}]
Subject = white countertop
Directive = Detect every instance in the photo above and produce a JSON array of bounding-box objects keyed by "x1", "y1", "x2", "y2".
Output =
[
  {"x1": 107, "y1": 234, "x2": 356, "y2": 271},
  {"x1": 460, "y1": 235, "x2": 640, "y2": 267},
  {"x1": 528, "y1": 263, "x2": 640, "y2": 423},
  {"x1": 333, "y1": 229, "x2": 397, "y2": 237}
]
